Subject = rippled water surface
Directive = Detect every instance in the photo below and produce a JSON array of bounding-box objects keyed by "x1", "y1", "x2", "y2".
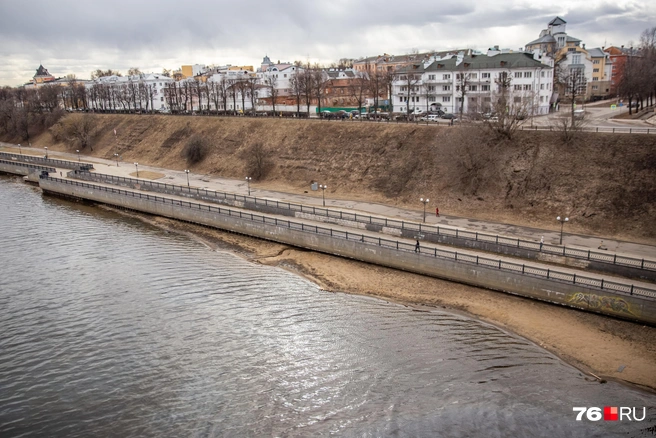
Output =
[{"x1": 0, "y1": 177, "x2": 654, "y2": 437}]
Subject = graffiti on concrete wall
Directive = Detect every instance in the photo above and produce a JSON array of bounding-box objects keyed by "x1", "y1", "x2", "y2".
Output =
[{"x1": 568, "y1": 292, "x2": 635, "y2": 316}]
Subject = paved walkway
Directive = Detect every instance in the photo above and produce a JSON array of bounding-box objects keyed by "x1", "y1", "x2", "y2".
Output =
[{"x1": 5, "y1": 143, "x2": 656, "y2": 261}]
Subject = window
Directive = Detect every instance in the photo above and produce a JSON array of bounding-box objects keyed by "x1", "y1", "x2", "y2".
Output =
[
  {"x1": 443, "y1": 85, "x2": 451, "y2": 91},
  {"x1": 470, "y1": 73, "x2": 478, "y2": 79},
  {"x1": 592, "y1": 77, "x2": 599, "y2": 81},
  {"x1": 428, "y1": 85, "x2": 435, "y2": 91},
  {"x1": 456, "y1": 73, "x2": 462, "y2": 80},
  {"x1": 428, "y1": 74, "x2": 436, "y2": 80},
  {"x1": 523, "y1": 84, "x2": 532, "y2": 91},
  {"x1": 457, "y1": 97, "x2": 463, "y2": 102},
  {"x1": 540, "y1": 96, "x2": 544, "y2": 102},
  {"x1": 514, "y1": 72, "x2": 522, "y2": 78},
  {"x1": 592, "y1": 85, "x2": 598, "y2": 90},
  {"x1": 469, "y1": 85, "x2": 477, "y2": 91},
  {"x1": 524, "y1": 72, "x2": 532, "y2": 78},
  {"x1": 540, "y1": 84, "x2": 544, "y2": 90},
  {"x1": 558, "y1": 36, "x2": 565, "y2": 47},
  {"x1": 428, "y1": 96, "x2": 436, "y2": 102},
  {"x1": 514, "y1": 96, "x2": 522, "y2": 103},
  {"x1": 568, "y1": 48, "x2": 576, "y2": 52},
  {"x1": 514, "y1": 84, "x2": 522, "y2": 91},
  {"x1": 481, "y1": 85, "x2": 490, "y2": 91},
  {"x1": 284, "y1": 74, "x2": 287, "y2": 78},
  {"x1": 593, "y1": 60, "x2": 600, "y2": 64},
  {"x1": 443, "y1": 74, "x2": 451, "y2": 80},
  {"x1": 482, "y1": 72, "x2": 490, "y2": 79},
  {"x1": 593, "y1": 68, "x2": 599, "y2": 73},
  {"x1": 541, "y1": 71, "x2": 545, "y2": 77},
  {"x1": 400, "y1": 86, "x2": 407, "y2": 91},
  {"x1": 399, "y1": 75, "x2": 407, "y2": 80},
  {"x1": 442, "y1": 96, "x2": 451, "y2": 102},
  {"x1": 572, "y1": 54, "x2": 581, "y2": 64},
  {"x1": 456, "y1": 85, "x2": 460, "y2": 91}
]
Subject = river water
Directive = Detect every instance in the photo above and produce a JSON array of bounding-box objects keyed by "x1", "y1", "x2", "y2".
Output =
[{"x1": 0, "y1": 176, "x2": 654, "y2": 437}]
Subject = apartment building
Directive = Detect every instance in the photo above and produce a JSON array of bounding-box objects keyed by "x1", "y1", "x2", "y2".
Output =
[{"x1": 392, "y1": 52, "x2": 553, "y2": 116}]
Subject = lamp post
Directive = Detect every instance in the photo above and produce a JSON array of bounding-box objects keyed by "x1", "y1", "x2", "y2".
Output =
[
  {"x1": 245, "y1": 176, "x2": 251, "y2": 196},
  {"x1": 319, "y1": 184, "x2": 327, "y2": 207},
  {"x1": 114, "y1": 153, "x2": 119, "y2": 166},
  {"x1": 44, "y1": 147, "x2": 48, "y2": 159},
  {"x1": 134, "y1": 163, "x2": 139, "y2": 178},
  {"x1": 185, "y1": 169, "x2": 190, "y2": 187},
  {"x1": 556, "y1": 216, "x2": 569, "y2": 245},
  {"x1": 76, "y1": 149, "x2": 80, "y2": 162},
  {"x1": 420, "y1": 197, "x2": 430, "y2": 222}
]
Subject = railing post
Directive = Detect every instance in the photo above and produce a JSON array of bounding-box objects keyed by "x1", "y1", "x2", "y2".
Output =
[
  {"x1": 573, "y1": 274, "x2": 576, "y2": 284},
  {"x1": 547, "y1": 269, "x2": 550, "y2": 279},
  {"x1": 630, "y1": 285, "x2": 634, "y2": 295},
  {"x1": 642, "y1": 259, "x2": 645, "y2": 269},
  {"x1": 499, "y1": 260, "x2": 501, "y2": 269},
  {"x1": 613, "y1": 254, "x2": 616, "y2": 264},
  {"x1": 522, "y1": 264, "x2": 524, "y2": 273},
  {"x1": 396, "y1": 241, "x2": 399, "y2": 250},
  {"x1": 600, "y1": 279, "x2": 604, "y2": 289},
  {"x1": 588, "y1": 250, "x2": 591, "y2": 260}
]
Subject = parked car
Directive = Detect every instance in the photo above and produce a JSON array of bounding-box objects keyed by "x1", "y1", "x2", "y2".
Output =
[
  {"x1": 441, "y1": 113, "x2": 457, "y2": 120},
  {"x1": 335, "y1": 110, "x2": 349, "y2": 119},
  {"x1": 573, "y1": 109, "x2": 585, "y2": 120},
  {"x1": 395, "y1": 113, "x2": 416, "y2": 121},
  {"x1": 423, "y1": 114, "x2": 440, "y2": 122}
]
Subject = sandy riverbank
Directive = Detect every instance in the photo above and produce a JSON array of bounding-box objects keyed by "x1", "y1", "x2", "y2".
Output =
[{"x1": 128, "y1": 212, "x2": 656, "y2": 392}]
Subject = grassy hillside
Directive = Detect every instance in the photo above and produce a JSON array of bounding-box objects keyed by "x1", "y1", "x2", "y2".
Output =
[{"x1": 12, "y1": 113, "x2": 656, "y2": 241}]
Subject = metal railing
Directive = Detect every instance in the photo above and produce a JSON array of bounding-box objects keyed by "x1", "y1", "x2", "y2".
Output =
[
  {"x1": 42, "y1": 176, "x2": 656, "y2": 300},
  {"x1": 72, "y1": 171, "x2": 656, "y2": 274},
  {"x1": 0, "y1": 159, "x2": 56, "y2": 173},
  {"x1": 0, "y1": 152, "x2": 94, "y2": 171},
  {"x1": 518, "y1": 125, "x2": 655, "y2": 134}
]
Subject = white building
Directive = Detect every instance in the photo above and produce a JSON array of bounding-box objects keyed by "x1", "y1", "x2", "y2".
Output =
[
  {"x1": 86, "y1": 73, "x2": 173, "y2": 112},
  {"x1": 392, "y1": 52, "x2": 554, "y2": 116}
]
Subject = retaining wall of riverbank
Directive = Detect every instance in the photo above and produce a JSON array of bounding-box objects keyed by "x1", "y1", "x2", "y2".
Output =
[
  {"x1": 39, "y1": 176, "x2": 656, "y2": 326},
  {"x1": 68, "y1": 170, "x2": 656, "y2": 282}
]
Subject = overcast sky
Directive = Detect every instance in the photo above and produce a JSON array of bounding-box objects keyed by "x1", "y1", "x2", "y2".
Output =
[{"x1": 0, "y1": 0, "x2": 653, "y2": 86}]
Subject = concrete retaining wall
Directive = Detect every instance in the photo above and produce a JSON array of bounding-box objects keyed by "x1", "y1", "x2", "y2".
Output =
[
  {"x1": 0, "y1": 160, "x2": 56, "y2": 181},
  {"x1": 68, "y1": 171, "x2": 656, "y2": 282},
  {"x1": 39, "y1": 176, "x2": 656, "y2": 326}
]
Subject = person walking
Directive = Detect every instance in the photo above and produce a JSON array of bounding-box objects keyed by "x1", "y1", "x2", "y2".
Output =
[
  {"x1": 436, "y1": 207, "x2": 440, "y2": 217},
  {"x1": 415, "y1": 240, "x2": 420, "y2": 253}
]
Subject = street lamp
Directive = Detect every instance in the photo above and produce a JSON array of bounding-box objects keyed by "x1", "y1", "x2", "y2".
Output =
[
  {"x1": 134, "y1": 163, "x2": 139, "y2": 178},
  {"x1": 76, "y1": 149, "x2": 80, "y2": 162},
  {"x1": 185, "y1": 169, "x2": 190, "y2": 187},
  {"x1": 556, "y1": 216, "x2": 569, "y2": 245},
  {"x1": 245, "y1": 176, "x2": 251, "y2": 196},
  {"x1": 420, "y1": 197, "x2": 430, "y2": 222},
  {"x1": 114, "y1": 153, "x2": 119, "y2": 166},
  {"x1": 44, "y1": 147, "x2": 48, "y2": 159},
  {"x1": 319, "y1": 184, "x2": 327, "y2": 207}
]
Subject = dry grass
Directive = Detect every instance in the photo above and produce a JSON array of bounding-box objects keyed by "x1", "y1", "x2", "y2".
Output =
[
  {"x1": 130, "y1": 171, "x2": 165, "y2": 180},
  {"x1": 26, "y1": 113, "x2": 656, "y2": 242}
]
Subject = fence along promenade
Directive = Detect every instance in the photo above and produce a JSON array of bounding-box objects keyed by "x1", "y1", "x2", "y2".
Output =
[
  {"x1": 70, "y1": 170, "x2": 656, "y2": 275},
  {"x1": 0, "y1": 159, "x2": 56, "y2": 173},
  {"x1": 44, "y1": 176, "x2": 656, "y2": 302},
  {"x1": 0, "y1": 152, "x2": 94, "y2": 171}
]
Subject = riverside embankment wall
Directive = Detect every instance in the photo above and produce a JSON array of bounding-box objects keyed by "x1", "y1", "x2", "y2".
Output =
[
  {"x1": 0, "y1": 160, "x2": 56, "y2": 182},
  {"x1": 69, "y1": 170, "x2": 656, "y2": 282},
  {"x1": 39, "y1": 176, "x2": 656, "y2": 325}
]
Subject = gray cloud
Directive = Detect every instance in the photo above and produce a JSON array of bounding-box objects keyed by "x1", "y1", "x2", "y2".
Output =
[{"x1": 0, "y1": 0, "x2": 653, "y2": 86}]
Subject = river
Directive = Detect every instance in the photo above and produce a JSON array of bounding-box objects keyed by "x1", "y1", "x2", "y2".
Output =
[{"x1": 0, "y1": 176, "x2": 653, "y2": 437}]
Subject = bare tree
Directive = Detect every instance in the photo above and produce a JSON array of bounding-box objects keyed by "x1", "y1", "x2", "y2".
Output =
[
  {"x1": 348, "y1": 72, "x2": 369, "y2": 116},
  {"x1": 556, "y1": 63, "x2": 587, "y2": 127},
  {"x1": 290, "y1": 67, "x2": 304, "y2": 116},
  {"x1": 310, "y1": 66, "x2": 327, "y2": 113},
  {"x1": 264, "y1": 74, "x2": 279, "y2": 114},
  {"x1": 482, "y1": 71, "x2": 529, "y2": 139},
  {"x1": 246, "y1": 77, "x2": 258, "y2": 113},
  {"x1": 127, "y1": 67, "x2": 142, "y2": 76}
]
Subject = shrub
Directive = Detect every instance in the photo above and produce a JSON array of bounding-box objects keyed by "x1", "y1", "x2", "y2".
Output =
[{"x1": 183, "y1": 135, "x2": 209, "y2": 164}]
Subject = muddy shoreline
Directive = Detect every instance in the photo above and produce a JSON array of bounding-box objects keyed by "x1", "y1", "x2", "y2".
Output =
[{"x1": 110, "y1": 208, "x2": 656, "y2": 392}]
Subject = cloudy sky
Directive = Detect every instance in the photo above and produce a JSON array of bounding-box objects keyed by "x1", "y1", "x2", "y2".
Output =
[{"x1": 0, "y1": 0, "x2": 653, "y2": 86}]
